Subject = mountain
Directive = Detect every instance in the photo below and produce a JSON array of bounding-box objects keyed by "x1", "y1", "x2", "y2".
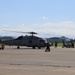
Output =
[
  {"x1": 0, "y1": 36, "x2": 14, "y2": 41},
  {"x1": 46, "y1": 36, "x2": 72, "y2": 43}
]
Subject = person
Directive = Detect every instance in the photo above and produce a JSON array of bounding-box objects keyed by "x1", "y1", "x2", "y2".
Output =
[
  {"x1": 55, "y1": 41, "x2": 57, "y2": 48},
  {"x1": 71, "y1": 42, "x2": 74, "y2": 48},
  {"x1": 45, "y1": 42, "x2": 50, "y2": 52},
  {"x1": 1, "y1": 44, "x2": 5, "y2": 50},
  {"x1": 62, "y1": 40, "x2": 65, "y2": 48}
]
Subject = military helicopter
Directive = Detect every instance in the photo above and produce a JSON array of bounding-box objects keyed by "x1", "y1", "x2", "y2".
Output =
[{"x1": 0, "y1": 30, "x2": 51, "y2": 49}]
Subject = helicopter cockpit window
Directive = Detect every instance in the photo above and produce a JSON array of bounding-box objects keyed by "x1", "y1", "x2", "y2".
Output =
[
  {"x1": 39, "y1": 39, "x2": 44, "y2": 42},
  {"x1": 16, "y1": 36, "x2": 23, "y2": 40}
]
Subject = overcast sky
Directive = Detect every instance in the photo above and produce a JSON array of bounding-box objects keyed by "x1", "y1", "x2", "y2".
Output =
[{"x1": 0, "y1": 0, "x2": 75, "y2": 38}]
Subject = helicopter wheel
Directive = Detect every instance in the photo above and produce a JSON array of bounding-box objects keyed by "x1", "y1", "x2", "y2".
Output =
[
  {"x1": 32, "y1": 46, "x2": 35, "y2": 49},
  {"x1": 17, "y1": 46, "x2": 20, "y2": 49},
  {"x1": 38, "y1": 47, "x2": 41, "y2": 49}
]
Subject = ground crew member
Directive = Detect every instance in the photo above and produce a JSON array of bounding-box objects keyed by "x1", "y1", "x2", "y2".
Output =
[
  {"x1": 45, "y1": 42, "x2": 50, "y2": 52},
  {"x1": 1, "y1": 44, "x2": 5, "y2": 50},
  {"x1": 55, "y1": 41, "x2": 57, "y2": 48}
]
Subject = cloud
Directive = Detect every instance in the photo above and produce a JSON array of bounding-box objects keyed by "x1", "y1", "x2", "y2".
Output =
[
  {"x1": 0, "y1": 21, "x2": 75, "y2": 38},
  {"x1": 1, "y1": 24, "x2": 10, "y2": 27},
  {"x1": 41, "y1": 16, "x2": 48, "y2": 20}
]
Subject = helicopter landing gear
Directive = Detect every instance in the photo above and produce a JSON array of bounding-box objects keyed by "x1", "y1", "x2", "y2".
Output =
[
  {"x1": 38, "y1": 47, "x2": 41, "y2": 49},
  {"x1": 17, "y1": 46, "x2": 20, "y2": 49},
  {"x1": 32, "y1": 46, "x2": 35, "y2": 49}
]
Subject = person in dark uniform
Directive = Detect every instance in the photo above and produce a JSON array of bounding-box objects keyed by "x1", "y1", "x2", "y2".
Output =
[
  {"x1": 55, "y1": 41, "x2": 57, "y2": 48},
  {"x1": 1, "y1": 44, "x2": 5, "y2": 50},
  {"x1": 62, "y1": 40, "x2": 65, "y2": 48},
  {"x1": 45, "y1": 42, "x2": 50, "y2": 52},
  {"x1": 71, "y1": 42, "x2": 74, "y2": 48}
]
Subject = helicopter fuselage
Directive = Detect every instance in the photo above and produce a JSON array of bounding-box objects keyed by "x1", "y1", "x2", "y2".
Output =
[{"x1": 1, "y1": 36, "x2": 47, "y2": 49}]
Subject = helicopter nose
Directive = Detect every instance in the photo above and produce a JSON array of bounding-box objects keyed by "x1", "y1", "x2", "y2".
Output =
[
  {"x1": 45, "y1": 42, "x2": 53, "y2": 46},
  {"x1": 50, "y1": 43, "x2": 53, "y2": 46}
]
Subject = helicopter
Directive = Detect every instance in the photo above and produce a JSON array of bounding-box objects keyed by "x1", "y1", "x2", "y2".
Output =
[{"x1": 0, "y1": 31, "x2": 51, "y2": 49}]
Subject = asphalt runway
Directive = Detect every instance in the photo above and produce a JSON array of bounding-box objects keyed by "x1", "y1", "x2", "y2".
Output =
[{"x1": 0, "y1": 46, "x2": 75, "y2": 75}]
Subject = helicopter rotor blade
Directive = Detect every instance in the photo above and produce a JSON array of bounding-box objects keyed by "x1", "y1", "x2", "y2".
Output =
[
  {"x1": 3, "y1": 30, "x2": 26, "y2": 33},
  {"x1": 3, "y1": 30, "x2": 37, "y2": 35}
]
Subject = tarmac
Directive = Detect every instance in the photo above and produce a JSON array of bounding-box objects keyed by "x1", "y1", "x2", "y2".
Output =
[{"x1": 0, "y1": 46, "x2": 75, "y2": 75}]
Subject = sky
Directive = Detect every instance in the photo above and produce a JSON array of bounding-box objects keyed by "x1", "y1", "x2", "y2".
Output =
[{"x1": 0, "y1": 0, "x2": 75, "y2": 38}]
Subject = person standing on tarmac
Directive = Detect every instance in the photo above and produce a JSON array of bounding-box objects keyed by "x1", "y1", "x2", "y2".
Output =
[
  {"x1": 0, "y1": 44, "x2": 5, "y2": 50},
  {"x1": 55, "y1": 41, "x2": 58, "y2": 48},
  {"x1": 45, "y1": 42, "x2": 50, "y2": 52},
  {"x1": 71, "y1": 42, "x2": 74, "y2": 48},
  {"x1": 1, "y1": 44, "x2": 5, "y2": 50}
]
